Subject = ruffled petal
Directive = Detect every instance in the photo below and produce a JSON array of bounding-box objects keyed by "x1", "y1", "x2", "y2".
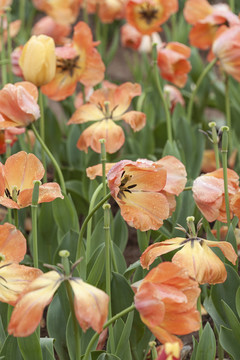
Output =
[
  {"x1": 0, "y1": 223, "x2": 26, "y2": 262},
  {"x1": 157, "y1": 156, "x2": 187, "y2": 195},
  {"x1": 205, "y1": 239, "x2": 237, "y2": 265},
  {"x1": 121, "y1": 111, "x2": 146, "y2": 131},
  {"x1": 18, "y1": 183, "x2": 64, "y2": 208}
]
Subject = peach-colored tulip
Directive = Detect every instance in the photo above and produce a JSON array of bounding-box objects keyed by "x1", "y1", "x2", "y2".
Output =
[
  {"x1": 0, "y1": 151, "x2": 64, "y2": 209},
  {"x1": 8, "y1": 270, "x2": 109, "y2": 337},
  {"x1": 0, "y1": 82, "x2": 40, "y2": 129}
]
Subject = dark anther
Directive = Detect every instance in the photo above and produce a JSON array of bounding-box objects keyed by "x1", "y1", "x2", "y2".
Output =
[
  {"x1": 139, "y1": 5, "x2": 159, "y2": 24},
  {"x1": 4, "y1": 188, "x2": 12, "y2": 200}
]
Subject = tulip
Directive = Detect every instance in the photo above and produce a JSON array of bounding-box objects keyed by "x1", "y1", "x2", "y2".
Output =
[{"x1": 19, "y1": 35, "x2": 56, "y2": 87}]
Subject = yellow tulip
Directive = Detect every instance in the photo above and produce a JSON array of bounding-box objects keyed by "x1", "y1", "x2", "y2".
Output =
[{"x1": 19, "y1": 35, "x2": 56, "y2": 87}]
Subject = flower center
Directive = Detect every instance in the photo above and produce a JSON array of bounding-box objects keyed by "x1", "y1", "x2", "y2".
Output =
[
  {"x1": 4, "y1": 186, "x2": 20, "y2": 202},
  {"x1": 97, "y1": 101, "x2": 119, "y2": 120},
  {"x1": 138, "y1": 2, "x2": 160, "y2": 24},
  {"x1": 118, "y1": 171, "x2": 137, "y2": 199},
  {"x1": 57, "y1": 55, "x2": 81, "y2": 77}
]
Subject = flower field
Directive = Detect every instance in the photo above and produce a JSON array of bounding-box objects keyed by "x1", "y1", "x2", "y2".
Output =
[{"x1": 0, "y1": 1, "x2": 240, "y2": 359}]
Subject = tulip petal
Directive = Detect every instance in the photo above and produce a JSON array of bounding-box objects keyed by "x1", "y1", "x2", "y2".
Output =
[
  {"x1": 18, "y1": 183, "x2": 64, "y2": 208},
  {"x1": 68, "y1": 103, "x2": 104, "y2": 124},
  {"x1": 121, "y1": 111, "x2": 146, "y2": 131},
  {"x1": 205, "y1": 239, "x2": 237, "y2": 265},
  {"x1": 0, "y1": 223, "x2": 26, "y2": 262},
  {"x1": 69, "y1": 278, "x2": 109, "y2": 333},
  {"x1": 8, "y1": 271, "x2": 62, "y2": 337}
]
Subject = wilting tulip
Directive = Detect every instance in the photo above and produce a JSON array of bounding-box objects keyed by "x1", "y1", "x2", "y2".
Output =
[
  {"x1": 0, "y1": 151, "x2": 64, "y2": 209},
  {"x1": 192, "y1": 168, "x2": 239, "y2": 222},
  {"x1": 141, "y1": 219, "x2": 238, "y2": 284},
  {"x1": 0, "y1": 222, "x2": 42, "y2": 305},
  {"x1": 107, "y1": 156, "x2": 187, "y2": 231},
  {"x1": 0, "y1": 82, "x2": 40, "y2": 129},
  {"x1": 68, "y1": 82, "x2": 146, "y2": 153},
  {"x1": 19, "y1": 35, "x2": 56, "y2": 87},
  {"x1": 8, "y1": 270, "x2": 109, "y2": 337},
  {"x1": 126, "y1": 0, "x2": 178, "y2": 35},
  {"x1": 212, "y1": 25, "x2": 240, "y2": 82},
  {"x1": 85, "y1": 0, "x2": 126, "y2": 23},
  {"x1": 157, "y1": 42, "x2": 191, "y2": 88},
  {"x1": 164, "y1": 85, "x2": 185, "y2": 113},
  {"x1": 134, "y1": 262, "x2": 200, "y2": 347}
]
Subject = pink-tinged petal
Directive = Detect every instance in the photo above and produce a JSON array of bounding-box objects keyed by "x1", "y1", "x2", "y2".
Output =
[
  {"x1": 205, "y1": 240, "x2": 237, "y2": 265},
  {"x1": 77, "y1": 120, "x2": 125, "y2": 154},
  {"x1": 157, "y1": 156, "x2": 187, "y2": 195},
  {"x1": 112, "y1": 82, "x2": 142, "y2": 117},
  {"x1": 69, "y1": 278, "x2": 109, "y2": 333},
  {"x1": 183, "y1": 0, "x2": 213, "y2": 25},
  {"x1": 121, "y1": 111, "x2": 146, "y2": 131},
  {"x1": 172, "y1": 241, "x2": 228, "y2": 284},
  {"x1": 140, "y1": 239, "x2": 184, "y2": 269},
  {"x1": 0, "y1": 263, "x2": 42, "y2": 305},
  {"x1": 86, "y1": 163, "x2": 116, "y2": 180},
  {"x1": 17, "y1": 183, "x2": 64, "y2": 208},
  {"x1": 4, "y1": 151, "x2": 45, "y2": 192},
  {"x1": 192, "y1": 175, "x2": 223, "y2": 203},
  {"x1": 68, "y1": 103, "x2": 104, "y2": 124},
  {"x1": 117, "y1": 191, "x2": 169, "y2": 231},
  {"x1": 0, "y1": 196, "x2": 20, "y2": 209},
  {"x1": 80, "y1": 48, "x2": 105, "y2": 87},
  {"x1": 8, "y1": 271, "x2": 62, "y2": 337},
  {"x1": 0, "y1": 223, "x2": 26, "y2": 262}
]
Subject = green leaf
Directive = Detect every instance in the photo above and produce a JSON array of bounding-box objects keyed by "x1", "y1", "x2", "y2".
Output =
[
  {"x1": 124, "y1": 260, "x2": 141, "y2": 280},
  {"x1": 87, "y1": 244, "x2": 105, "y2": 286},
  {"x1": 96, "y1": 354, "x2": 121, "y2": 360},
  {"x1": 0, "y1": 316, "x2": 6, "y2": 350},
  {"x1": 112, "y1": 211, "x2": 128, "y2": 252},
  {"x1": 162, "y1": 140, "x2": 181, "y2": 160},
  {"x1": 236, "y1": 287, "x2": 240, "y2": 319},
  {"x1": 47, "y1": 294, "x2": 70, "y2": 360},
  {"x1": 190, "y1": 336, "x2": 198, "y2": 360},
  {"x1": 54, "y1": 230, "x2": 79, "y2": 265},
  {"x1": 219, "y1": 326, "x2": 240, "y2": 360},
  {"x1": 195, "y1": 323, "x2": 216, "y2": 360},
  {"x1": 115, "y1": 311, "x2": 134, "y2": 359},
  {"x1": 221, "y1": 300, "x2": 240, "y2": 339},
  {"x1": 40, "y1": 338, "x2": 55, "y2": 360},
  {"x1": 111, "y1": 242, "x2": 126, "y2": 274},
  {"x1": 52, "y1": 194, "x2": 79, "y2": 235},
  {"x1": 111, "y1": 273, "x2": 134, "y2": 317},
  {"x1": 0, "y1": 335, "x2": 22, "y2": 359},
  {"x1": 18, "y1": 332, "x2": 43, "y2": 360}
]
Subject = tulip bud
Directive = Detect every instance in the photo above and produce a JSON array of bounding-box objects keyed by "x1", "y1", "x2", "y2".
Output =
[{"x1": 19, "y1": 35, "x2": 56, "y2": 87}]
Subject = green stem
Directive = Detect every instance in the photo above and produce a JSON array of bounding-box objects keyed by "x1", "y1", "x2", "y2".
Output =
[
  {"x1": 0, "y1": 59, "x2": 9, "y2": 65},
  {"x1": 1, "y1": 16, "x2": 7, "y2": 86},
  {"x1": 152, "y1": 44, "x2": 173, "y2": 144},
  {"x1": 197, "y1": 295, "x2": 203, "y2": 338},
  {"x1": 86, "y1": 183, "x2": 103, "y2": 262},
  {"x1": 76, "y1": 192, "x2": 111, "y2": 263},
  {"x1": 184, "y1": 186, "x2": 192, "y2": 191},
  {"x1": 6, "y1": 9, "x2": 12, "y2": 83},
  {"x1": 83, "y1": 304, "x2": 135, "y2": 360},
  {"x1": 229, "y1": 0, "x2": 235, "y2": 12},
  {"x1": 100, "y1": 140, "x2": 107, "y2": 198},
  {"x1": 19, "y1": 0, "x2": 26, "y2": 34},
  {"x1": 39, "y1": 91, "x2": 47, "y2": 183},
  {"x1": 83, "y1": 0, "x2": 89, "y2": 24},
  {"x1": 225, "y1": 75, "x2": 232, "y2": 154},
  {"x1": 221, "y1": 126, "x2": 231, "y2": 227},
  {"x1": 187, "y1": 58, "x2": 217, "y2": 123},
  {"x1": 31, "y1": 124, "x2": 66, "y2": 193},
  {"x1": 31, "y1": 181, "x2": 40, "y2": 268},
  {"x1": 103, "y1": 203, "x2": 115, "y2": 352},
  {"x1": 13, "y1": 209, "x2": 18, "y2": 228},
  {"x1": 209, "y1": 122, "x2": 220, "y2": 169}
]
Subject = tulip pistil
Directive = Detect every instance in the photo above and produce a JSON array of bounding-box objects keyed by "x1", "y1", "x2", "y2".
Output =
[
  {"x1": 139, "y1": 3, "x2": 160, "y2": 24},
  {"x1": 118, "y1": 171, "x2": 137, "y2": 199},
  {"x1": 57, "y1": 56, "x2": 81, "y2": 77},
  {"x1": 5, "y1": 188, "x2": 20, "y2": 201}
]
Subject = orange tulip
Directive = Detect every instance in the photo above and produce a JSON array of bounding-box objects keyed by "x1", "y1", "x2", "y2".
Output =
[
  {"x1": 0, "y1": 82, "x2": 40, "y2": 129},
  {"x1": 0, "y1": 151, "x2": 64, "y2": 209},
  {"x1": 32, "y1": 16, "x2": 71, "y2": 45},
  {"x1": 184, "y1": 0, "x2": 240, "y2": 50},
  {"x1": 85, "y1": 0, "x2": 126, "y2": 23},
  {"x1": 8, "y1": 270, "x2": 109, "y2": 337},
  {"x1": 134, "y1": 262, "x2": 200, "y2": 347},
  {"x1": 0, "y1": 222, "x2": 42, "y2": 305},
  {"x1": 126, "y1": 0, "x2": 178, "y2": 35},
  {"x1": 157, "y1": 42, "x2": 191, "y2": 88},
  {"x1": 212, "y1": 25, "x2": 240, "y2": 82},
  {"x1": 86, "y1": 163, "x2": 116, "y2": 180},
  {"x1": 32, "y1": 0, "x2": 82, "y2": 25},
  {"x1": 107, "y1": 156, "x2": 187, "y2": 231},
  {"x1": 41, "y1": 21, "x2": 105, "y2": 101},
  {"x1": 141, "y1": 234, "x2": 238, "y2": 284},
  {"x1": 68, "y1": 82, "x2": 146, "y2": 153},
  {"x1": 192, "y1": 168, "x2": 239, "y2": 223},
  {"x1": 0, "y1": 128, "x2": 25, "y2": 154}
]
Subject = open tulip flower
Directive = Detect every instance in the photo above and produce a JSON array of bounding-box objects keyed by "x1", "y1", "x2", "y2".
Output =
[
  {"x1": 126, "y1": 0, "x2": 178, "y2": 35},
  {"x1": 0, "y1": 82, "x2": 40, "y2": 129},
  {"x1": 68, "y1": 82, "x2": 146, "y2": 153},
  {"x1": 140, "y1": 218, "x2": 238, "y2": 284},
  {"x1": 41, "y1": 21, "x2": 105, "y2": 101},
  {"x1": 192, "y1": 168, "x2": 239, "y2": 223},
  {"x1": 0, "y1": 222, "x2": 42, "y2": 305},
  {"x1": 107, "y1": 156, "x2": 187, "y2": 231},
  {"x1": 134, "y1": 262, "x2": 200, "y2": 347},
  {"x1": 212, "y1": 25, "x2": 240, "y2": 82},
  {"x1": 183, "y1": 0, "x2": 240, "y2": 51},
  {"x1": 157, "y1": 42, "x2": 191, "y2": 88},
  {"x1": 8, "y1": 268, "x2": 109, "y2": 337},
  {"x1": 32, "y1": 0, "x2": 82, "y2": 25},
  {"x1": 0, "y1": 151, "x2": 64, "y2": 209}
]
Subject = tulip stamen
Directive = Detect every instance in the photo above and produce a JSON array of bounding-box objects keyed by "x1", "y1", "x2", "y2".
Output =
[
  {"x1": 4, "y1": 188, "x2": 20, "y2": 201},
  {"x1": 139, "y1": 3, "x2": 159, "y2": 24},
  {"x1": 57, "y1": 56, "x2": 81, "y2": 77}
]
